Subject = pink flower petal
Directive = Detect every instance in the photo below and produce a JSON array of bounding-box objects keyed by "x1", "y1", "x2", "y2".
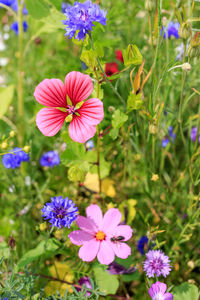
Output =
[
  {"x1": 34, "y1": 79, "x2": 67, "y2": 108},
  {"x1": 110, "y1": 242, "x2": 131, "y2": 259},
  {"x1": 36, "y1": 108, "x2": 67, "y2": 136},
  {"x1": 69, "y1": 116, "x2": 96, "y2": 143},
  {"x1": 164, "y1": 293, "x2": 173, "y2": 300},
  {"x1": 97, "y1": 240, "x2": 115, "y2": 265},
  {"x1": 76, "y1": 215, "x2": 98, "y2": 234},
  {"x1": 68, "y1": 230, "x2": 93, "y2": 245},
  {"x1": 65, "y1": 71, "x2": 93, "y2": 106},
  {"x1": 149, "y1": 282, "x2": 167, "y2": 298},
  {"x1": 86, "y1": 204, "x2": 103, "y2": 229},
  {"x1": 79, "y1": 239, "x2": 100, "y2": 262},
  {"x1": 77, "y1": 98, "x2": 104, "y2": 126},
  {"x1": 112, "y1": 225, "x2": 133, "y2": 241},
  {"x1": 102, "y1": 208, "x2": 122, "y2": 234}
]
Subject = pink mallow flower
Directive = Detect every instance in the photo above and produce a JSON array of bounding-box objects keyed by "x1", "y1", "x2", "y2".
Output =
[
  {"x1": 149, "y1": 282, "x2": 173, "y2": 300},
  {"x1": 34, "y1": 71, "x2": 104, "y2": 143},
  {"x1": 68, "y1": 204, "x2": 133, "y2": 265}
]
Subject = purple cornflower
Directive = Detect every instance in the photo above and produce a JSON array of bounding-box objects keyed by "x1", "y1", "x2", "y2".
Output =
[
  {"x1": 161, "y1": 22, "x2": 180, "y2": 39},
  {"x1": 2, "y1": 148, "x2": 29, "y2": 169},
  {"x1": 190, "y1": 127, "x2": 200, "y2": 143},
  {"x1": 61, "y1": 2, "x2": 69, "y2": 13},
  {"x1": 76, "y1": 277, "x2": 92, "y2": 297},
  {"x1": 168, "y1": 126, "x2": 176, "y2": 142},
  {"x1": 11, "y1": 21, "x2": 28, "y2": 35},
  {"x1": 149, "y1": 282, "x2": 173, "y2": 300},
  {"x1": 40, "y1": 151, "x2": 60, "y2": 168},
  {"x1": 162, "y1": 126, "x2": 176, "y2": 148},
  {"x1": 143, "y1": 250, "x2": 171, "y2": 278},
  {"x1": 137, "y1": 236, "x2": 148, "y2": 255},
  {"x1": 41, "y1": 196, "x2": 78, "y2": 229},
  {"x1": 63, "y1": 0, "x2": 107, "y2": 41},
  {"x1": 0, "y1": 0, "x2": 14, "y2": 6},
  {"x1": 162, "y1": 138, "x2": 169, "y2": 148},
  {"x1": 107, "y1": 262, "x2": 136, "y2": 275}
]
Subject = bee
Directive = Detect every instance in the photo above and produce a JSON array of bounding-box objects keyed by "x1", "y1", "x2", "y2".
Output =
[{"x1": 110, "y1": 236, "x2": 125, "y2": 242}]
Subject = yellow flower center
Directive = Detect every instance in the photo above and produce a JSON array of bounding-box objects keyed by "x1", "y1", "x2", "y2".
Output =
[{"x1": 95, "y1": 231, "x2": 106, "y2": 241}]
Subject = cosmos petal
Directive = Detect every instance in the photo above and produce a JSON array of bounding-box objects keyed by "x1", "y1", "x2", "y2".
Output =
[
  {"x1": 86, "y1": 204, "x2": 103, "y2": 229},
  {"x1": 102, "y1": 208, "x2": 122, "y2": 234},
  {"x1": 110, "y1": 242, "x2": 131, "y2": 259},
  {"x1": 79, "y1": 239, "x2": 100, "y2": 262},
  {"x1": 97, "y1": 240, "x2": 115, "y2": 265},
  {"x1": 68, "y1": 230, "x2": 93, "y2": 245}
]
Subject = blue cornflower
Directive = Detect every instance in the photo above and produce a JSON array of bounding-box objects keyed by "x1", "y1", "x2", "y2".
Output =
[
  {"x1": 168, "y1": 126, "x2": 176, "y2": 142},
  {"x1": 162, "y1": 126, "x2": 176, "y2": 148},
  {"x1": 61, "y1": 2, "x2": 69, "y2": 13},
  {"x1": 41, "y1": 196, "x2": 78, "y2": 229},
  {"x1": 0, "y1": 298, "x2": 8, "y2": 300},
  {"x1": 191, "y1": 127, "x2": 200, "y2": 143},
  {"x1": 0, "y1": 0, "x2": 15, "y2": 6},
  {"x1": 161, "y1": 21, "x2": 180, "y2": 39},
  {"x1": 63, "y1": 0, "x2": 107, "y2": 41},
  {"x1": 11, "y1": 0, "x2": 28, "y2": 14},
  {"x1": 40, "y1": 151, "x2": 60, "y2": 168},
  {"x1": 85, "y1": 139, "x2": 94, "y2": 151},
  {"x1": 137, "y1": 236, "x2": 148, "y2": 255},
  {"x1": 2, "y1": 148, "x2": 29, "y2": 169},
  {"x1": 162, "y1": 137, "x2": 169, "y2": 148},
  {"x1": 11, "y1": 21, "x2": 28, "y2": 35}
]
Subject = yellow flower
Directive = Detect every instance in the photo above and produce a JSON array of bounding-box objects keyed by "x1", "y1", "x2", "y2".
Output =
[{"x1": 151, "y1": 174, "x2": 159, "y2": 181}]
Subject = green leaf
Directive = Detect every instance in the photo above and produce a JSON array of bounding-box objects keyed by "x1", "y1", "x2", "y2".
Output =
[
  {"x1": 112, "y1": 109, "x2": 128, "y2": 129},
  {"x1": 46, "y1": 0, "x2": 62, "y2": 10},
  {"x1": 173, "y1": 283, "x2": 199, "y2": 300},
  {"x1": 0, "y1": 85, "x2": 14, "y2": 118},
  {"x1": 109, "y1": 128, "x2": 119, "y2": 140},
  {"x1": 123, "y1": 44, "x2": 143, "y2": 66},
  {"x1": 0, "y1": 242, "x2": 10, "y2": 259},
  {"x1": 127, "y1": 93, "x2": 143, "y2": 111},
  {"x1": 93, "y1": 265, "x2": 119, "y2": 295},
  {"x1": 68, "y1": 165, "x2": 85, "y2": 182},
  {"x1": 16, "y1": 238, "x2": 61, "y2": 271},
  {"x1": 26, "y1": 0, "x2": 50, "y2": 19},
  {"x1": 80, "y1": 49, "x2": 97, "y2": 70},
  {"x1": 61, "y1": 138, "x2": 86, "y2": 167}
]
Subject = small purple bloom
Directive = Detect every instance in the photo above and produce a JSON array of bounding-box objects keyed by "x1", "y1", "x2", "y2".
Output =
[
  {"x1": 11, "y1": 0, "x2": 28, "y2": 14},
  {"x1": 41, "y1": 196, "x2": 78, "y2": 229},
  {"x1": 161, "y1": 22, "x2": 180, "y2": 39},
  {"x1": 190, "y1": 127, "x2": 200, "y2": 143},
  {"x1": 137, "y1": 236, "x2": 148, "y2": 255},
  {"x1": 40, "y1": 151, "x2": 60, "y2": 168},
  {"x1": 107, "y1": 262, "x2": 136, "y2": 275},
  {"x1": 162, "y1": 137, "x2": 169, "y2": 148},
  {"x1": 85, "y1": 139, "x2": 94, "y2": 151},
  {"x1": 63, "y1": 0, "x2": 107, "y2": 41},
  {"x1": 76, "y1": 276, "x2": 92, "y2": 297},
  {"x1": 168, "y1": 126, "x2": 176, "y2": 142},
  {"x1": 143, "y1": 250, "x2": 171, "y2": 278},
  {"x1": 2, "y1": 148, "x2": 29, "y2": 169},
  {"x1": 149, "y1": 282, "x2": 173, "y2": 300},
  {"x1": 11, "y1": 21, "x2": 28, "y2": 35}
]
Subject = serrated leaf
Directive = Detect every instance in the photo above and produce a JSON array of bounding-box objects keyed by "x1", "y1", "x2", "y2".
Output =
[
  {"x1": 26, "y1": 0, "x2": 50, "y2": 19},
  {"x1": 173, "y1": 283, "x2": 199, "y2": 300},
  {"x1": 123, "y1": 44, "x2": 143, "y2": 66},
  {"x1": 0, "y1": 85, "x2": 14, "y2": 118},
  {"x1": 109, "y1": 128, "x2": 119, "y2": 140},
  {"x1": 68, "y1": 165, "x2": 85, "y2": 182},
  {"x1": 61, "y1": 141, "x2": 86, "y2": 166},
  {"x1": 93, "y1": 265, "x2": 119, "y2": 295},
  {"x1": 112, "y1": 109, "x2": 128, "y2": 129},
  {"x1": 127, "y1": 93, "x2": 143, "y2": 111}
]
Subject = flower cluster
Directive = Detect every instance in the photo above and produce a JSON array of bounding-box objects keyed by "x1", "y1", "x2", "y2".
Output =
[
  {"x1": 149, "y1": 282, "x2": 173, "y2": 300},
  {"x1": 41, "y1": 196, "x2": 78, "y2": 228},
  {"x1": 68, "y1": 204, "x2": 132, "y2": 265},
  {"x1": 34, "y1": 71, "x2": 104, "y2": 143},
  {"x1": 2, "y1": 148, "x2": 29, "y2": 169},
  {"x1": 40, "y1": 151, "x2": 60, "y2": 168},
  {"x1": 63, "y1": 0, "x2": 107, "y2": 40},
  {"x1": 161, "y1": 22, "x2": 180, "y2": 39},
  {"x1": 143, "y1": 250, "x2": 171, "y2": 278}
]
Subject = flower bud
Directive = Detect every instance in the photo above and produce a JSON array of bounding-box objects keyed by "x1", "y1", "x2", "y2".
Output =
[
  {"x1": 1, "y1": 142, "x2": 8, "y2": 149},
  {"x1": 181, "y1": 63, "x2": 191, "y2": 71},
  {"x1": 145, "y1": 0, "x2": 155, "y2": 12},
  {"x1": 23, "y1": 145, "x2": 30, "y2": 153},
  {"x1": 149, "y1": 124, "x2": 157, "y2": 134},
  {"x1": 179, "y1": 23, "x2": 190, "y2": 40},
  {"x1": 187, "y1": 45, "x2": 200, "y2": 59},
  {"x1": 9, "y1": 130, "x2": 15, "y2": 137}
]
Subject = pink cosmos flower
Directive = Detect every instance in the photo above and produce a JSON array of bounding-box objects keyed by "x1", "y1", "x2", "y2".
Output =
[
  {"x1": 68, "y1": 204, "x2": 133, "y2": 265},
  {"x1": 149, "y1": 282, "x2": 173, "y2": 300},
  {"x1": 34, "y1": 71, "x2": 104, "y2": 143}
]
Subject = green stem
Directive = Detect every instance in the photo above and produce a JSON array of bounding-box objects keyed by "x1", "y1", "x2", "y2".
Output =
[
  {"x1": 0, "y1": 3, "x2": 17, "y2": 18},
  {"x1": 17, "y1": 0, "x2": 24, "y2": 147},
  {"x1": 178, "y1": 42, "x2": 187, "y2": 147},
  {"x1": 89, "y1": 34, "x2": 125, "y2": 105}
]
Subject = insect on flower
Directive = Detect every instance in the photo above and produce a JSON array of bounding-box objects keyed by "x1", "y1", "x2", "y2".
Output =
[{"x1": 110, "y1": 236, "x2": 125, "y2": 242}]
